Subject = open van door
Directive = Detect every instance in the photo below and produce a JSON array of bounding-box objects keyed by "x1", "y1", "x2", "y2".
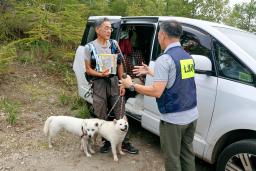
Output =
[
  {"x1": 119, "y1": 17, "x2": 159, "y2": 121},
  {"x1": 73, "y1": 16, "x2": 121, "y2": 103}
]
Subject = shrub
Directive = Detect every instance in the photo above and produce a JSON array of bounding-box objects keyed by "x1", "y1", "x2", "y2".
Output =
[{"x1": 0, "y1": 97, "x2": 20, "y2": 125}]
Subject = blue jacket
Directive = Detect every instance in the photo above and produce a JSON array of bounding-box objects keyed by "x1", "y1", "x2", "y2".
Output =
[{"x1": 156, "y1": 46, "x2": 197, "y2": 113}]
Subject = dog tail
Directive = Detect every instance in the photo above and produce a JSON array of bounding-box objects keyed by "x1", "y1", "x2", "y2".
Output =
[{"x1": 43, "y1": 116, "x2": 54, "y2": 135}]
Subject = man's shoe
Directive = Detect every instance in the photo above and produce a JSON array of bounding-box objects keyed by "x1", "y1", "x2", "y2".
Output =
[
  {"x1": 100, "y1": 141, "x2": 111, "y2": 153},
  {"x1": 122, "y1": 142, "x2": 139, "y2": 154}
]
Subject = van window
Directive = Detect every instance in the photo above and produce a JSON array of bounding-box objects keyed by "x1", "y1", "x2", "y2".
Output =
[
  {"x1": 119, "y1": 25, "x2": 155, "y2": 79},
  {"x1": 181, "y1": 31, "x2": 211, "y2": 58},
  {"x1": 153, "y1": 25, "x2": 216, "y2": 75},
  {"x1": 214, "y1": 42, "x2": 253, "y2": 83},
  {"x1": 153, "y1": 31, "x2": 211, "y2": 58},
  {"x1": 87, "y1": 25, "x2": 96, "y2": 43}
]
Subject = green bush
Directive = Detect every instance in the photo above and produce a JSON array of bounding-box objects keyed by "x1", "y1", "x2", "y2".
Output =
[
  {"x1": 59, "y1": 91, "x2": 71, "y2": 106},
  {"x1": 0, "y1": 1, "x2": 87, "y2": 77},
  {"x1": 70, "y1": 96, "x2": 91, "y2": 119},
  {"x1": 0, "y1": 98, "x2": 20, "y2": 125}
]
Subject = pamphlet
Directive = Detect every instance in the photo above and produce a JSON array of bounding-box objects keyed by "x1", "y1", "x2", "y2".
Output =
[{"x1": 97, "y1": 54, "x2": 117, "y2": 75}]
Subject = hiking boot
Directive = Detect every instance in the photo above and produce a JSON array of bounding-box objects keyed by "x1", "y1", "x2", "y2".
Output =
[
  {"x1": 100, "y1": 141, "x2": 111, "y2": 153},
  {"x1": 122, "y1": 142, "x2": 139, "y2": 154}
]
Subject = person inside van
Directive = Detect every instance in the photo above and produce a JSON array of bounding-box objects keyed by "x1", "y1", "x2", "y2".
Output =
[{"x1": 84, "y1": 17, "x2": 139, "y2": 154}]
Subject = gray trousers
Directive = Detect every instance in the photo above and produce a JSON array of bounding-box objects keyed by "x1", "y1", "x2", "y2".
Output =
[
  {"x1": 92, "y1": 76, "x2": 125, "y2": 120},
  {"x1": 160, "y1": 120, "x2": 197, "y2": 171}
]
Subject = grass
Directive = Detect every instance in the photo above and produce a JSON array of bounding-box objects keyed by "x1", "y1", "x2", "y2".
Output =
[
  {"x1": 41, "y1": 61, "x2": 76, "y2": 86},
  {"x1": 59, "y1": 90, "x2": 71, "y2": 106},
  {"x1": 0, "y1": 97, "x2": 20, "y2": 125},
  {"x1": 70, "y1": 95, "x2": 91, "y2": 119},
  {"x1": 18, "y1": 54, "x2": 34, "y2": 64},
  {"x1": 22, "y1": 83, "x2": 51, "y2": 102}
]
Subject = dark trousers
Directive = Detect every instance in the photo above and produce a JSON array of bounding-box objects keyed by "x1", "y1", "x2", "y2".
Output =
[
  {"x1": 160, "y1": 120, "x2": 197, "y2": 171},
  {"x1": 92, "y1": 76, "x2": 125, "y2": 120},
  {"x1": 92, "y1": 76, "x2": 129, "y2": 144}
]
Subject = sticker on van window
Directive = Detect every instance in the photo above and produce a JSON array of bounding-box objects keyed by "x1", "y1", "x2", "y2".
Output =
[
  {"x1": 180, "y1": 59, "x2": 195, "y2": 79},
  {"x1": 239, "y1": 72, "x2": 252, "y2": 82}
]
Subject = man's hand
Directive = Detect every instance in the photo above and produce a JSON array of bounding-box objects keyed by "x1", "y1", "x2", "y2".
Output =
[
  {"x1": 119, "y1": 75, "x2": 133, "y2": 88},
  {"x1": 119, "y1": 87, "x2": 125, "y2": 96},
  {"x1": 133, "y1": 62, "x2": 153, "y2": 76},
  {"x1": 101, "y1": 69, "x2": 110, "y2": 77}
]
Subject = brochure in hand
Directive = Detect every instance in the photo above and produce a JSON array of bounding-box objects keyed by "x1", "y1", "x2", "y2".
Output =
[{"x1": 97, "y1": 54, "x2": 117, "y2": 75}]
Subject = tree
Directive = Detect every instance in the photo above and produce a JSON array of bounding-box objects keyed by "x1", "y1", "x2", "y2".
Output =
[
  {"x1": 225, "y1": 0, "x2": 256, "y2": 32},
  {"x1": 192, "y1": 0, "x2": 230, "y2": 22}
]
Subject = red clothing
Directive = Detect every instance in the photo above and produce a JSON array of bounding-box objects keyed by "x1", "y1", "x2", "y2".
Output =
[{"x1": 119, "y1": 39, "x2": 132, "y2": 56}]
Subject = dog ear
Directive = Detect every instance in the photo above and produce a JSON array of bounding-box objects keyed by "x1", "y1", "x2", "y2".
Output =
[
  {"x1": 122, "y1": 115, "x2": 127, "y2": 121},
  {"x1": 82, "y1": 121, "x2": 87, "y2": 127},
  {"x1": 95, "y1": 122, "x2": 98, "y2": 127},
  {"x1": 113, "y1": 119, "x2": 117, "y2": 124}
]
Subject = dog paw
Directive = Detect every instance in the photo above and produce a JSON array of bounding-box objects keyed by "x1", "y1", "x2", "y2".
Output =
[
  {"x1": 120, "y1": 151, "x2": 125, "y2": 155},
  {"x1": 86, "y1": 153, "x2": 92, "y2": 157},
  {"x1": 90, "y1": 149, "x2": 95, "y2": 154},
  {"x1": 114, "y1": 156, "x2": 118, "y2": 162}
]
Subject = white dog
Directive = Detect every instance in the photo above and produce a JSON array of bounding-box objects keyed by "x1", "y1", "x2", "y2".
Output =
[
  {"x1": 98, "y1": 116, "x2": 129, "y2": 161},
  {"x1": 43, "y1": 116, "x2": 102, "y2": 157}
]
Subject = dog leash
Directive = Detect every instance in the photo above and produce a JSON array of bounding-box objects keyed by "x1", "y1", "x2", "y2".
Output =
[
  {"x1": 84, "y1": 82, "x2": 93, "y2": 98},
  {"x1": 106, "y1": 95, "x2": 125, "y2": 118},
  {"x1": 106, "y1": 95, "x2": 121, "y2": 117},
  {"x1": 81, "y1": 126, "x2": 87, "y2": 138}
]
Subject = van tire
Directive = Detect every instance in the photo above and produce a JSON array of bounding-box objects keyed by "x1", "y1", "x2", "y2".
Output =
[{"x1": 216, "y1": 139, "x2": 256, "y2": 171}]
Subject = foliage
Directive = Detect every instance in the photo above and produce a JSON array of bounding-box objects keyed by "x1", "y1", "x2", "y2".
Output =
[
  {"x1": 192, "y1": 0, "x2": 230, "y2": 22},
  {"x1": 0, "y1": 97, "x2": 20, "y2": 125},
  {"x1": 225, "y1": 0, "x2": 256, "y2": 32},
  {"x1": 59, "y1": 90, "x2": 71, "y2": 106},
  {"x1": 0, "y1": 0, "x2": 88, "y2": 80},
  {"x1": 0, "y1": 0, "x2": 255, "y2": 77},
  {"x1": 71, "y1": 96, "x2": 91, "y2": 119}
]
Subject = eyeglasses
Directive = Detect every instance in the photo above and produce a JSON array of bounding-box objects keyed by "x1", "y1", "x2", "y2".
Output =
[{"x1": 102, "y1": 26, "x2": 113, "y2": 32}]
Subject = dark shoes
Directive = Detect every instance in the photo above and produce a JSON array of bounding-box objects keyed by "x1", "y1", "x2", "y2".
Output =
[
  {"x1": 100, "y1": 141, "x2": 111, "y2": 153},
  {"x1": 100, "y1": 140, "x2": 139, "y2": 154},
  {"x1": 122, "y1": 142, "x2": 139, "y2": 154}
]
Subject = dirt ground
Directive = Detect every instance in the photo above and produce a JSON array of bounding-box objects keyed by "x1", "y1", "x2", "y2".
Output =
[
  {"x1": 0, "y1": 63, "x2": 216, "y2": 171},
  {"x1": 0, "y1": 63, "x2": 165, "y2": 171}
]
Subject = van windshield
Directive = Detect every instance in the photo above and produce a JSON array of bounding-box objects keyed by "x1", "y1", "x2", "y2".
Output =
[{"x1": 215, "y1": 27, "x2": 256, "y2": 60}]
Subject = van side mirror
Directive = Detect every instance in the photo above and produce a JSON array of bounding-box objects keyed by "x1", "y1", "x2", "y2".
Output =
[{"x1": 191, "y1": 55, "x2": 213, "y2": 76}]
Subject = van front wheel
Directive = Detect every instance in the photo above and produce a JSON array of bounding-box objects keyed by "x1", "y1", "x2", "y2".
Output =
[{"x1": 216, "y1": 139, "x2": 256, "y2": 171}]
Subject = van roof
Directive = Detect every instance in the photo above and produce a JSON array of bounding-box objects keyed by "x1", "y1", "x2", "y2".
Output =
[
  {"x1": 88, "y1": 16, "x2": 244, "y2": 34},
  {"x1": 122, "y1": 16, "x2": 241, "y2": 31}
]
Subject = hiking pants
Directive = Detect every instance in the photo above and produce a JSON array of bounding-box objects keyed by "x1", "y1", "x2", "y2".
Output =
[{"x1": 92, "y1": 76, "x2": 125, "y2": 120}]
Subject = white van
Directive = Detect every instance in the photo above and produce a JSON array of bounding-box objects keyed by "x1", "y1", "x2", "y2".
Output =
[{"x1": 73, "y1": 16, "x2": 256, "y2": 171}]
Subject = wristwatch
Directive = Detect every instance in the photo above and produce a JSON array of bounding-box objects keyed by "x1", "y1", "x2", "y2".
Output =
[{"x1": 128, "y1": 82, "x2": 135, "y2": 91}]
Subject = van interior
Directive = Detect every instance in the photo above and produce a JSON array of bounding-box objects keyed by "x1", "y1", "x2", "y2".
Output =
[{"x1": 118, "y1": 24, "x2": 155, "y2": 116}]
